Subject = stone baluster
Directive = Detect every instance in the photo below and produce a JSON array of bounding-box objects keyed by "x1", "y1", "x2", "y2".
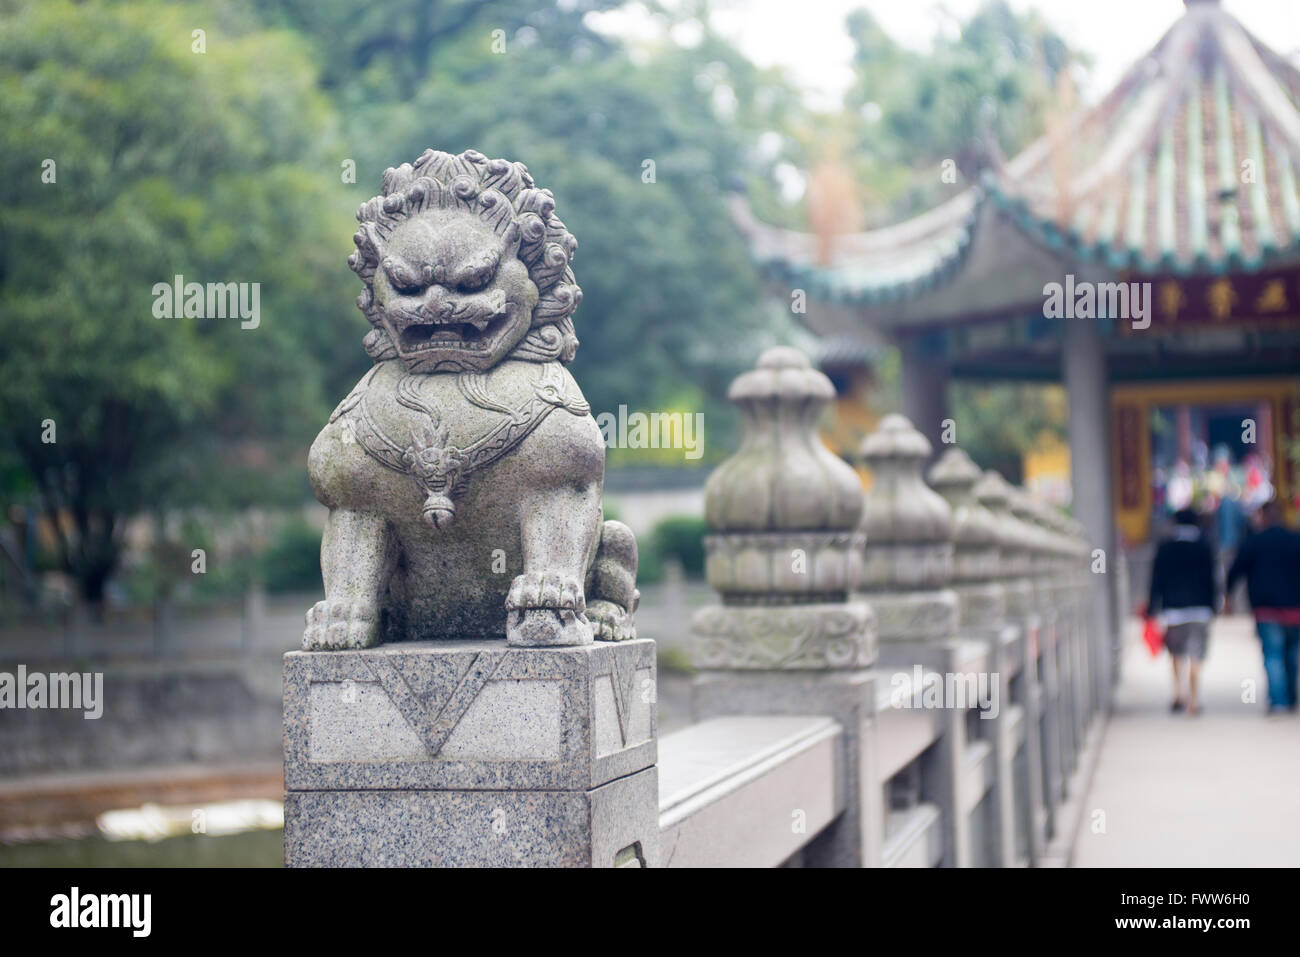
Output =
[
  {"x1": 1005, "y1": 484, "x2": 1065, "y2": 842},
  {"x1": 857, "y1": 415, "x2": 958, "y2": 643},
  {"x1": 858, "y1": 415, "x2": 970, "y2": 865},
  {"x1": 928, "y1": 447, "x2": 1017, "y2": 865},
  {"x1": 691, "y1": 347, "x2": 878, "y2": 867},
  {"x1": 1023, "y1": 495, "x2": 1080, "y2": 787},
  {"x1": 1048, "y1": 504, "x2": 1091, "y2": 743},
  {"x1": 1066, "y1": 514, "x2": 1097, "y2": 733},
  {"x1": 1064, "y1": 516, "x2": 1098, "y2": 719},
  {"x1": 1050, "y1": 507, "x2": 1098, "y2": 794},
  {"x1": 1072, "y1": 515, "x2": 1098, "y2": 725},
  {"x1": 927, "y1": 448, "x2": 1005, "y2": 635},
  {"x1": 973, "y1": 469, "x2": 1047, "y2": 863}
]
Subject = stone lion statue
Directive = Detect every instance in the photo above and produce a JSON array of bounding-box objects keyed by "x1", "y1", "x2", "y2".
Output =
[{"x1": 304, "y1": 148, "x2": 638, "y2": 649}]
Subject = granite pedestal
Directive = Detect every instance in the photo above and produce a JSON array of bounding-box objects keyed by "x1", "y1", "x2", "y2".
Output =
[{"x1": 283, "y1": 637, "x2": 658, "y2": 867}]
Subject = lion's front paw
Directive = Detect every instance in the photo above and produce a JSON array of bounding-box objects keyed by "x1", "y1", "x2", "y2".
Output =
[
  {"x1": 508, "y1": 609, "x2": 593, "y2": 646},
  {"x1": 587, "y1": 598, "x2": 637, "y2": 642},
  {"x1": 506, "y1": 573, "x2": 591, "y2": 646},
  {"x1": 303, "y1": 599, "x2": 380, "y2": 650},
  {"x1": 506, "y1": 572, "x2": 585, "y2": 614}
]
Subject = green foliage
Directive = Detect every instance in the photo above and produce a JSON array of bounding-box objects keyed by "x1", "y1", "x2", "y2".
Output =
[
  {"x1": 656, "y1": 645, "x2": 696, "y2": 676},
  {"x1": 0, "y1": 0, "x2": 1088, "y2": 612},
  {"x1": 650, "y1": 514, "x2": 709, "y2": 579},
  {"x1": 189, "y1": 554, "x2": 256, "y2": 604},
  {"x1": 949, "y1": 379, "x2": 1068, "y2": 480},
  {"x1": 634, "y1": 537, "x2": 665, "y2": 586},
  {"x1": 0, "y1": 0, "x2": 813, "y2": 605},
  {"x1": 259, "y1": 517, "x2": 323, "y2": 594},
  {"x1": 0, "y1": 0, "x2": 360, "y2": 601},
  {"x1": 842, "y1": 1, "x2": 1084, "y2": 219},
  {"x1": 253, "y1": 0, "x2": 623, "y2": 100}
]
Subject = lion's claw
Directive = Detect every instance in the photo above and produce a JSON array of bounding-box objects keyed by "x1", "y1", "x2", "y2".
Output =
[
  {"x1": 505, "y1": 572, "x2": 592, "y2": 646},
  {"x1": 587, "y1": 598, "x2": 637, "y2": 642},
  {"x1": 508, "y1": 607, "x2": 593, "y2": 646},
  {"x1": 506, "y1": 572, "x2": 585, "y2": 613},
  {"x1": 303, "y1": 599, "x2": 379, "y2": 650}
]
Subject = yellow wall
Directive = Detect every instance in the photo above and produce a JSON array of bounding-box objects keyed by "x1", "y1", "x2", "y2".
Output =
[{"x1": 1023, "y1": 434, "x2": 1072, "y2": 506}]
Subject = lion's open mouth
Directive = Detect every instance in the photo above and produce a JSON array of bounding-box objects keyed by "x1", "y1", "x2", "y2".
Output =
[
  {"x1": 388, "y1": 286, "x2": 516, "y2": 354},
  {"x1": 399, "y1": 314, "x2": 506, "y2": 352}
]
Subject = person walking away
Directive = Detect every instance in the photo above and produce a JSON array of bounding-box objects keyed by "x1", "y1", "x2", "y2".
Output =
[
  {"x1": 1147, "y1": 508, "x2": 1217, "y2": 715},
  {"x1": 1226, "y1": 500, "x2": 1300, "y2": 714},
  {"x1": 1217, "y1": 484, "x2": 1247, "y2": 603}
]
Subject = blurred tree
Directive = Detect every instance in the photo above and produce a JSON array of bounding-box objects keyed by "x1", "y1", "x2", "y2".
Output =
[
  {"x1": 0, "y1": 0, "x2": 358, "y2": 609},
  {"x1": 254, "y1": 0, "x2": 623, "y2": 98},
  {"x1": 252, "y1": 0, "x2": 809, "y2": 455},
  {"x1": 843, "y1": 0, "x2": 1082, "y2": 221},
  {"x1": 832, "y1": 2, "x2": 1081, "y2": 466},
  {"x1": 949, "y1": 381, "x2": 1068, "y2": 481},
  {"x1": 4, "y1": 0, "x2": 1082, "y2": 613},
  {"x1": 650, "y1": 513, "x2": 708, "y2": 578}
]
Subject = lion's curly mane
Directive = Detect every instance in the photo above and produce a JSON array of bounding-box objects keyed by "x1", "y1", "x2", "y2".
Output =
[{"x1": 347, "y1": 148, "x2": 582, "y2": 364}]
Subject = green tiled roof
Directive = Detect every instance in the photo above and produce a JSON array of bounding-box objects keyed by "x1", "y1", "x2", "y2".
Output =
[
  {"x1": 735, "y1": 0, "x2": 1300, "y2": 306},
  {"x1": 994, "y1": 2, "x2": 1300, "y2": 276},
  {"x1": 730, "y1": 190, "x2": 981, "y2": 306}
]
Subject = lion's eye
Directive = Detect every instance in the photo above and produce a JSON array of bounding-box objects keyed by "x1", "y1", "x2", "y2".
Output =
[
  {"x1": 382, "y1": 256, "x2": 423, "y2": 294},
  {"x1": 451, "y1": 250, "x2": 501, "y2": 293}
]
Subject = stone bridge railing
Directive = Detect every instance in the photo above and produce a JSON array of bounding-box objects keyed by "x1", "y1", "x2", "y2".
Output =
[
  {"x1": 283, "y1": 347, "x2": 1109, "y2": 867},
  {"x1": 658, "y1": 348, "x2": 1104, "y2": 868}
]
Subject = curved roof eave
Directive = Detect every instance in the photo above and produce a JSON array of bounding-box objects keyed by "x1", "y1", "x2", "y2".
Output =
[
  {"x1": 734, "y1": 0, "x2": 1300, "y2": 314},
  {"x1": 732, "y1": 187, "x2": 985, "y2": 307}
]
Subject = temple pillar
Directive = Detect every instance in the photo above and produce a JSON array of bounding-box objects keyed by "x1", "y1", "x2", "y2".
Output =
[
  {"x1": 1062, "y1": 320, "x2": 1118, "y2": 695},
  {"x1": 899, "y1": 334, "x2": 949, "y2": 458}
]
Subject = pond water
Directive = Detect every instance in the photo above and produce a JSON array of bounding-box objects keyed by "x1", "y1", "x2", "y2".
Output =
[{"x1": 0, "y1": 827, "x2": 283, "y2": 867}]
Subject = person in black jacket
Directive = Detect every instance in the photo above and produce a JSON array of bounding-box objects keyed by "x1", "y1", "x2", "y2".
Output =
[
  {"x1": 1226, "y1": 501, "x2": 1300, "y2": 714},
  {"x1": 1147, "y1": 509, "x2": 1218, "y2": 715}
]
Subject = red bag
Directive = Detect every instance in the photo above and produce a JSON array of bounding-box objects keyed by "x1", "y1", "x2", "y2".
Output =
[{"x1": 1142, "y1": 616, "x2": 1164, "y2": 656}]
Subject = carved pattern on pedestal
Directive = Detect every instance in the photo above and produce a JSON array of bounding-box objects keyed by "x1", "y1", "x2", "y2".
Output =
[
  {"x1": 865, "y1": 590, "x2": 959, "y2": 642},
  {"x1": 691, "y1": 603, "x2": 876, "y2": 670},
  {"x1": 704, "y1": 530, "x2": 865, "y2": 600}
]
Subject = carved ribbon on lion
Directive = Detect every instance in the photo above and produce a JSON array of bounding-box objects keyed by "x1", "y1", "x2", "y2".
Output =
[{"x1": 334, "y1": 363, "x2": 589, "y2": 529}]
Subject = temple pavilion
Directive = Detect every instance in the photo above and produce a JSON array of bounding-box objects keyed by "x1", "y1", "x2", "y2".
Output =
[{"x1": 732, "y1": 0, "x2": 1300, "y2": 657}]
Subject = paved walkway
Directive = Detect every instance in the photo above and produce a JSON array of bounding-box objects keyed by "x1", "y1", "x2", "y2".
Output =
[{"x1": 1073, "y1": 615, "x2": 1300, "y2": 866}]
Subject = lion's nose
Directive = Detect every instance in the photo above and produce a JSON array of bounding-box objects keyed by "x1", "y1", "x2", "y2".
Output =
[{"x1": 418, "y1": 287, "x2": 454, "y2": 320}]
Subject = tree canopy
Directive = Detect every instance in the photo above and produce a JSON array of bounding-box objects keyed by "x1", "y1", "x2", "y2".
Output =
[{"x1": 0, "y1": 0, "x2": 1081, "y2": 604}]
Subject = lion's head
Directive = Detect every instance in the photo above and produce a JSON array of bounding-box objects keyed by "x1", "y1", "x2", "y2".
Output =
[{"x1": 347, "y1": 149, "x2": 582, "y2": 373}]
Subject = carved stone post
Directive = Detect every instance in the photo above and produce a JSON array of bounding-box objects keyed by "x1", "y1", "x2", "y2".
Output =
[
  {"x1": 1028, "y1": 498, "x2": 1081, "y2": 780},
  {"x1": 929, "y1": 447, "x2": 1014, "y2": 865},
  {"x1": 928, "y1": 448, "x2": 1005, "y2": 634},
  {"x1": 1064, "y1": 516, "x2": 1097, "y2": 723},
  {"x1": 1008, "y1": 486, "x2": 1064, "y2": 826},
  {"x1": 691, "y1": 347, "x2": 879, "y2": 867},
  {"x1": 282, "y1": 148, "x2": 658, "y2": 867},
  {"x1": 858, "y1": 415, "x2": 969, "y2": 865},
  {"x1": 858, "y1": 416, "x2": 958, "y2": 645},
  {"x1": 974, "y1": 469, "x2": 1046, "y2": 864},
  {"x1": 283, "y1": 639, "x2": 659, "y2": 866}
]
